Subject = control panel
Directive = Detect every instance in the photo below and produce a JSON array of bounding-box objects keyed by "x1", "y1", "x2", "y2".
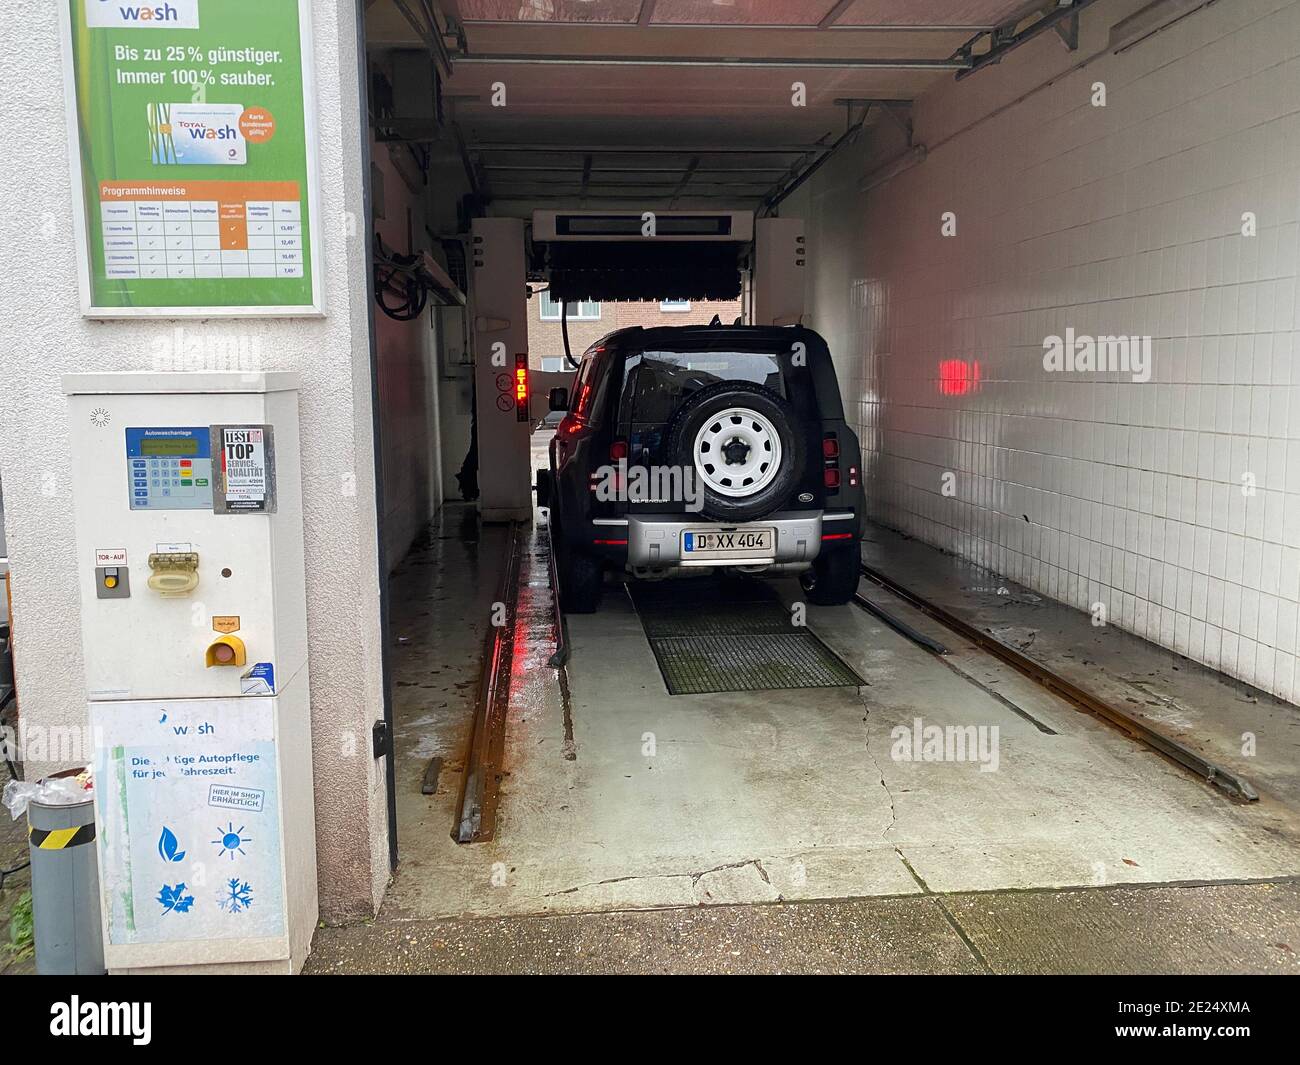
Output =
[
  {"x1": 126, "y1": 427, "x2": 213, "y2": 510},
  {"x1": 63, "y1": 375, "x2": 304, "y2": 701},
  {"x1": 62, "y1": 371, "x2": 316, "y2": 975}
]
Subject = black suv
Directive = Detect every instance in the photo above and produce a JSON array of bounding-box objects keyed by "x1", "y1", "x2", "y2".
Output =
[{"x1": 538, "y1": 325, "x2": 864, "y2": 612}]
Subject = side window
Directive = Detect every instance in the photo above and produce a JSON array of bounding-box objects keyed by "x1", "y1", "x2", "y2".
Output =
[{"x1": 540, "y1": 291, "x2": 601, "y2": 321}]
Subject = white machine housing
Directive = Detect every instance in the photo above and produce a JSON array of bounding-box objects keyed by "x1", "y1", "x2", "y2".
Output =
[
  {"x1": 62, "y1": 371, "x2": 316, "y2": 975},
  {"x1": 752, "y1": 217, "x2": 806, "y2": 327},
  {"x1": 470, "y1": 217, "x2": 533, "y2": 522}
]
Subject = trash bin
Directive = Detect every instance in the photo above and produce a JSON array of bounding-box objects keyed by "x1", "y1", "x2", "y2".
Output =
[{"x1": 27, "y1": 794, "x2": 105, "y2": 975}]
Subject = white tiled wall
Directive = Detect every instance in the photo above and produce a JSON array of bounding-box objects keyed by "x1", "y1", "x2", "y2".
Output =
[{"x1": 796, "y1": 0, "x2": 1300, "y2": 703}]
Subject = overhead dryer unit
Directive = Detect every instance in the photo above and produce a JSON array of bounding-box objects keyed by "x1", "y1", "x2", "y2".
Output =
[
  {"x1": 532, "y1": 209, "x2": 755, "y2": 242},
  {"x1": 62, "y1": 372, "x2": 316, "y2": 975},
  {"x1": 531, "y1": 209, "x2": 804, "y2": 324}
]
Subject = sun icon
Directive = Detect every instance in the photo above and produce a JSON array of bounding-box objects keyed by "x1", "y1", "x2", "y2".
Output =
[
  {"x1": 211, "y1": 822, "x2": 251, "y2": 860},
  {"x1": 90, "y1": 407, "x2": 110, "y2": 427}
]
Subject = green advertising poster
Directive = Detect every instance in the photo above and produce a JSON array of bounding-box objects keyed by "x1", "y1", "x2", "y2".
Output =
[{"x1": 62, "y1": 0, "x2": 322, "y2": 316}]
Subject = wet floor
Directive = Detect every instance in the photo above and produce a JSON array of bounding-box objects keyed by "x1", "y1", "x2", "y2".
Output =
[{"x1": 375, "y1": 450, "x2": 1300, "y2": 924}]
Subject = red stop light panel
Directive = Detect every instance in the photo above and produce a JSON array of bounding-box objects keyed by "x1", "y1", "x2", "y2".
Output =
[{"x1": 515, "y1": 353, "x2": 529, "y2": 422}]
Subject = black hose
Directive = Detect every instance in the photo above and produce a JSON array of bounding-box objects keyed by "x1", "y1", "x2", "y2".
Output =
[
  {"x1": 561, "y1": 299, "x2": 578, "y2": 370},
  {"x1": 372, "y1": 235, "x2": 431, "y2": 321},
  {"x1": 375, "y1": 266, "x2": 429, "y2": 321}
]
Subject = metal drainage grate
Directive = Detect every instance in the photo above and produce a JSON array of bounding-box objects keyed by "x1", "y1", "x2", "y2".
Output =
[{"x1": 631, "y1": 578, "x2": 865, "y2": 696}]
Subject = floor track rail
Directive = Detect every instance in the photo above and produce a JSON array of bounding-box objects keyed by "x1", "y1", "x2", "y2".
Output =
[
  {"x1": 546, "y1": 517, "x2": 570, "y2": 668},
  {"x1": 453, "y1": 523, "x2": 523, "y2": 843},
  {"x1": 859, "y1": 563, "x2": 1260, "y2": 802},
  {"x1": 851, "y1": 589, "x2": 950, "y2": 656}
]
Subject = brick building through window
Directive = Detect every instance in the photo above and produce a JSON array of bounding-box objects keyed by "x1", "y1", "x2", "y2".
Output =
[{"x1": 526, "y1": 285, "x2": 743, "y2": 371}]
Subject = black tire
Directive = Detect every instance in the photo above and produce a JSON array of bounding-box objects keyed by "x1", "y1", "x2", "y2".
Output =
[
  {"x1": 557, "y1": 549, "x2": 603, "y2": 613},
  {"x1": 550, "y1": 513, "x2": 603, "y2": 613},
  {"x1": 800, "y1": 544, "x2": 860, "y2": 606},
  {"x1": 664, "y1": 381, "x2": 805, "y2": 523}
]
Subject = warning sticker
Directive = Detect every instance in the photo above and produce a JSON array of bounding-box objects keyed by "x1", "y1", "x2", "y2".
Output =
[{"x1": 212, "y1": 616, "x2": 241, "y2": 634}]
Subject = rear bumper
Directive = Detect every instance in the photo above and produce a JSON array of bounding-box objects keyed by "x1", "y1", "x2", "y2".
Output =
[{"x1": 605, "y1": 510, "x2": 855, "y2": 568}]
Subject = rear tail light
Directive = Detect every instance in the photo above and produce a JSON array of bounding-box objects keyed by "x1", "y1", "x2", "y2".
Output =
[
  {"x1": 823, "y1": 432, "x2": 841, "y2": 491},
  {"x1": 609, "y1": 438, "x2": 629, "y2": 461}
]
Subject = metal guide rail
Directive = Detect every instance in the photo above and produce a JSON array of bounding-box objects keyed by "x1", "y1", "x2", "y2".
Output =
[
  {"x1": 453, "y1": 523, "x2": 523, "y2": 844},
  {"x1": 858, "y1": 562, "x2": 1260, "y2": 803},
  {"x1": 454, "y1": 518, "x2": 572, "y2": 842}
]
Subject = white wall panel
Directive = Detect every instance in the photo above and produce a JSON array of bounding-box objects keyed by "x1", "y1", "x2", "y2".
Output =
[{"x1": 797, "y1": 0, "x2": 1300, "y2": 703}]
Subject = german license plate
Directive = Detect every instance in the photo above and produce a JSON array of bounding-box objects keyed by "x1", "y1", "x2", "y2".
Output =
[{"x1": 682, "y1": 528, "x2": 774, "y2": 557}]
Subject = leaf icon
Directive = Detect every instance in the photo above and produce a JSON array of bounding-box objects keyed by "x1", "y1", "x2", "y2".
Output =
[
  {"x1": 157, "y1": 882, "x2": 195, "y2": 915},
  {"x1": 158, "y1": 826, "x2": 185, "y2": 863}
]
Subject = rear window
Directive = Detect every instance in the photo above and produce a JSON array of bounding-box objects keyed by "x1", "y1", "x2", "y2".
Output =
[{"x1": 627, "y1": 350, "x2": 787, "y2": 426}]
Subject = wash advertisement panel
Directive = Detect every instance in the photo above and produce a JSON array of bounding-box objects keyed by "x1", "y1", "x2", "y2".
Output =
[
  {"x1": 61, "y1": 0, "x2": 322, "y2": 315},
  {"x1": 93, "y1": 698, "x2": 286, "y2": 944}
]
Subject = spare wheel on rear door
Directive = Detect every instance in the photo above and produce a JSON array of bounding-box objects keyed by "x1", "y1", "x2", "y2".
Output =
[{"x1": 664, "y1": 380, "x2": 805, "y2": 523}]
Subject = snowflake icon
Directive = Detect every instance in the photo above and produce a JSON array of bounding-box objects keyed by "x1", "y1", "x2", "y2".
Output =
[{"x1": 217, "y1": 878, "x2": 254, "y2": 913}]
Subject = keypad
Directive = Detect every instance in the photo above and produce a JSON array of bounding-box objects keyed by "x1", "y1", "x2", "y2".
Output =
[{"x1": 125, "y1": 427, "x2": 214, "y2": 511}]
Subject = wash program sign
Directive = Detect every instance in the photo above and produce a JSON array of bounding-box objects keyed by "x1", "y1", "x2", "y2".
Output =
[{"x1": 61, "y1": 0, "x2": 323, "y2": 316}]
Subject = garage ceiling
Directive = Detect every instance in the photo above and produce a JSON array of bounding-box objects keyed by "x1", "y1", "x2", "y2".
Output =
[{"x1": 363, "y1": 0, "x2": 1067, "y2": 209}]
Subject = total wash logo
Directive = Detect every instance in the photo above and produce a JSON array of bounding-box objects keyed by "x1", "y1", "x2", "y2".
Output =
[
  {"x1": 86, "y1": 0, "x2": 201, "y2": 29},
  {"x1": 180, "y1": 118, "x2": 238, "y2": 141}
]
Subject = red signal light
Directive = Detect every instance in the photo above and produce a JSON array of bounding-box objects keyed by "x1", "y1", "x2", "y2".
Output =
[{"x1": 514, "y1": 354, "x2": 529, "y2": 422}]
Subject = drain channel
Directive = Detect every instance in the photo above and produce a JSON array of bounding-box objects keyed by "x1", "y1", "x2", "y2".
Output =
[{"x1": 630, "y1": 578, "x2": 865, "y2": 696}]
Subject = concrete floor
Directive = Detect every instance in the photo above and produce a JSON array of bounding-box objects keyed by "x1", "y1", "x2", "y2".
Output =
[
  {"x1": 859, "y1": 525, "x2": 1300, "y2": 805},
  {"x1": 333, "y1": 433, "x2": 1300, "y2": 972},
  {"x1": 385, "y1": 508, "x2": 507, "y2": 891},
  {"x1": 309, "y1": 879, "x2": 1300, "y2": 975}
]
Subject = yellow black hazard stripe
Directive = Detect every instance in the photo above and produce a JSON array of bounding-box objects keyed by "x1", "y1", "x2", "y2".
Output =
[{"x1": 28, "y1": 823, "x2": 96, "y2": 850}]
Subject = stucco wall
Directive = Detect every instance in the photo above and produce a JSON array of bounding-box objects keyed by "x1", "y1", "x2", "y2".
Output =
[{"x1": 0, "y1": 2, "x2": 391, "y2": 919}]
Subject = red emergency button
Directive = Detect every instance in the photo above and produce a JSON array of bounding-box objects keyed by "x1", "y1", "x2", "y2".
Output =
[{"x1": 205, "y1": 635, "x2": 247, "y2": 668}]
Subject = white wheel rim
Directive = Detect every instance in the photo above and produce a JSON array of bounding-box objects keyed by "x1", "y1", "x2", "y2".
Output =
[{"x1": 693, "y1": 407, "x2": 782, "y2": 498}]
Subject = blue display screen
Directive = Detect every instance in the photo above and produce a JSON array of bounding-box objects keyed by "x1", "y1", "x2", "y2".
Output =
[{"x1": 125, "y1": 427, "x2": 214, "y2": 511}]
